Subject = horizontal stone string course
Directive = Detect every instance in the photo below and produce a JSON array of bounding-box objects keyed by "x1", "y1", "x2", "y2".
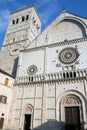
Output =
[
  {"x1": 14, "y1": 69, "x2": 87, "y2": 85},
  {"x1": 22, "y1": 37, "x2": 87, "y2": 52}
]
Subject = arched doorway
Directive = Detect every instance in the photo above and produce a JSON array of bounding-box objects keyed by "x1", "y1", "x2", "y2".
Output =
[
  {"x1": 61, "y1": 95, "x2": 83, "y2": 130},
  {"x1": 23, "y1": 105, "x2": 33, "y2": 130}
]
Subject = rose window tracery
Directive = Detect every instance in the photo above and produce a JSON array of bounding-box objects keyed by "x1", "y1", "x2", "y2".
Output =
[{"x1": 58, "y1": 47, "x2": 79, "y2": 65}]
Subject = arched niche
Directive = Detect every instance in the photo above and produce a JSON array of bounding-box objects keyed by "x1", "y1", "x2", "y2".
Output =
[
  {"x1": 49, "y1": 18, "x2": 86, "y2": 43},
  {"x1": 24, "y1": 105, "x2": 33, "y2": 115}
]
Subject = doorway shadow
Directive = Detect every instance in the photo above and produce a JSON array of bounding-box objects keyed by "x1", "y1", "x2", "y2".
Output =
[{"x1": 33, "y1": 119, "x2": 65, "y2": 130}]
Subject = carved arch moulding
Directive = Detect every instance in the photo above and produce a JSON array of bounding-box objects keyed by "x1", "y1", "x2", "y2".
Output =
[{"x1": 61, "y1": 95, "x2": 81, "y2": 106}]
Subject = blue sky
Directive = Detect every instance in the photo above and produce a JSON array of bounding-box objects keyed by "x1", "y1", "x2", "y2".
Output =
[{"x1": 0, "y1": 0, "x2": 87, "y2": 49}]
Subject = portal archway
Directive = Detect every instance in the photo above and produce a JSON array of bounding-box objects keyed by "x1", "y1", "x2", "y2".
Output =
[
  {"x1": 61, "y1": 95, "x2": 83, "y2": 130},
  {"x1": 59, "y1": 92, "x2": 84, "y2": 130},
  {"x1": 23, "y1": 105, "x2": 33, "y2": 130}
]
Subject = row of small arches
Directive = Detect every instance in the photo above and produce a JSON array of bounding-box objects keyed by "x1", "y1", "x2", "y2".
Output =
[
  {"x1": 16, "y1": 70, "x2": 87, "y2": 84},
  {"x1": 12, "y1": 15, "x2": 40, "y2": 30}
]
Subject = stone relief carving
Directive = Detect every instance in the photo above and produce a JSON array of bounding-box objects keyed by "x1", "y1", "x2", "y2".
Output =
[{"x1": 62, "y1": 96, "x2": 80, "y2": 105}]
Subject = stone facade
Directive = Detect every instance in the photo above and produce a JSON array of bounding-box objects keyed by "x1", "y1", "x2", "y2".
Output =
[
  {"x1": 0, "y1": 5, "x2": 41, "y2": 77},
  {"x1": 0, "y1": 69, "x2": 14, "y2": 129},
  {"x1": 0, "y1": 5, "x2": 87, "y2": 130}
]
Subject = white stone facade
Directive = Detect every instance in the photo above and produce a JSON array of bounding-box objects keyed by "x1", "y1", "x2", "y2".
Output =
[
  {"x1": 0, "y1": 5, "x2": 41, "y2": 77},
  {"x1": 0, "y1": 5, "x2": 87, "y2": 130}
]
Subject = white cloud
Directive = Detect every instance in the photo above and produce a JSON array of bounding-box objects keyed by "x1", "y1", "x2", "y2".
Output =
[{"x1": 0, "y1": 10, "x2": 10, "y2": 32}]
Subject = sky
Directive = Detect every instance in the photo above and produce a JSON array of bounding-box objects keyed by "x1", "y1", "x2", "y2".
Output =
[{"x1": 0, "y1": 0, "x2": 87, "y2": 49}]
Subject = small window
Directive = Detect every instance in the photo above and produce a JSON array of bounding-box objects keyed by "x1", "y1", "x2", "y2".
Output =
[
  {"x1": 16, "y1": 18, "x2": 19, "y2": 24},
  {"x1": 36, "y1": 24, "x2": 40, "y2": 29},
  {"x1": 2, "y1": 113, "x2": 4, "y2": 116},
  {"x1": 33, "y1": 20, "x2": 36, "y2": 24},
  {"x1": 12, "y1": 20, "x2": 15, "y2": 25},
  {"x1": 0, "y1": 95, "x2": 7, "y2": 104},
  {"x1": 26, "y1": 15, "x2": 29, "y2": 20},
  {"x1": 13, "y1": 38, "x2": 15, "y2": 43},
  {"x1": 5, "y1": 78, "x2": 9, "y2": 86},
  {"x1": 22, "y1": 16, "x2": 25, "y2": 22},
  {"x1": 37, "y1": 26, "x2": 40, "y2": 29},
  {"x1": 32, "y1": 17, "x2": 36, "y2": 25}
]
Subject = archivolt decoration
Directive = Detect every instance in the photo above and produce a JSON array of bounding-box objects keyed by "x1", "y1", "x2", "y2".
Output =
[
  {"x1": 58, "y1": 47, "x2": 79, "y2": 65},
  {"x1": 27, "y1": 65, "x2": 37, "y2": 75},
  {"x1": 62, "y1": 95, "x2": 80, "y2": 105}
]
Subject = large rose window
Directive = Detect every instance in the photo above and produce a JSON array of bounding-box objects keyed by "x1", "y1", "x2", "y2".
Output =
[{"x1": 58, "y1": 47, "x2": 79, "y2": 65}]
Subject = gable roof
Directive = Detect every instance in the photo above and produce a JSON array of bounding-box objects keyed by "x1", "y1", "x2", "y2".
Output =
[
  {"x1": 21, "y1": 11, "x2": 87, "y2": 51},
  {"x1": 0, "y1": 69, "x2": 14, "y2": 78}
]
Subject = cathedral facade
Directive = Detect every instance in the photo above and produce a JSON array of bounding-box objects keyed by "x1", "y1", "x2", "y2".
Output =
[{"x1": 0, "y1": 5, "x2": 87, "y2": 130}]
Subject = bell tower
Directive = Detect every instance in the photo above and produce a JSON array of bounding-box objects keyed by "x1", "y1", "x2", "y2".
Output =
[{"x1": 0, "y1": 5, "x2": 42, "y2": 77}]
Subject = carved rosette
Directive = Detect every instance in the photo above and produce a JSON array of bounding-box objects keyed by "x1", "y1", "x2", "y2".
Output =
[{"x1": 27, "y1": 65, "x2": 37, "y2": 75}]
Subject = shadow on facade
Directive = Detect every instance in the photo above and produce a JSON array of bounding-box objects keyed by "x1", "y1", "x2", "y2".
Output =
[
  {"x1": 12, "y1": 57, "x2": 19, "y2": 77},
  {"x1": 33, "y1": 119, "x2": 64, "y2": 130}
]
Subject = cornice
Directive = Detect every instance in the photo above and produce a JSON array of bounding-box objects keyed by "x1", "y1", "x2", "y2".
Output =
[
  {"x1": 22, "y1": 37, "x2": 87, "y2": 53},
  {"x1": 2, "y1": 39, "x2": 29, "y2": 47},
  {"x1": 2, "y1": 37, "x2": 87, "y2": 51}
]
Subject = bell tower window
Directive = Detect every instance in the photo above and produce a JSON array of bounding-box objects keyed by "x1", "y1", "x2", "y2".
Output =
[
  {"x1": 22, "y1": 16, "x2": 25, "y2": 22},
  {"x1": 12, "y1": 20, "x2": 15, "y2": 25},
  {"x1": 16, "y1": 18, "x2": 19, "y2": 24},
  {"x1": 26, "y1": 15, "x2": 29, "y2": 20},
  {"x1": 13, "y1": 38, "x2": 15, "y2": 43}
]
